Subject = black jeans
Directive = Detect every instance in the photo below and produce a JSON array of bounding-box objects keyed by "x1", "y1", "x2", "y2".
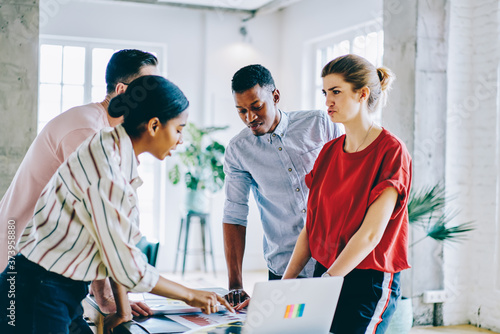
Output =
[
  {"x1": 268, "y1": 270, "x2": 282, "y2": 280},
  {"x1": 0, "y1": 254, "x2": 93, "y2": 334},
  {"x1": 314, "y1": 262, "x2": 401, "y2": 334},
  {"x1": 268, "y1": 271, "x2": 307, "y2": 280}
]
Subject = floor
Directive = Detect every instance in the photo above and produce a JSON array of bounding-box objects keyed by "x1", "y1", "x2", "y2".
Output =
[
  {"x1": 410, "y1": 326, "x2": 499, "y2": 333},
  {"x1": 164, "y1": 270, "x2": 500, "y2": 334}
]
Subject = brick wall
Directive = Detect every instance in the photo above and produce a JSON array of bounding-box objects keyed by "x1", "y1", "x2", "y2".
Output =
[{"x1": 444, "y1": 0, "x2": 500, "y2": 330}]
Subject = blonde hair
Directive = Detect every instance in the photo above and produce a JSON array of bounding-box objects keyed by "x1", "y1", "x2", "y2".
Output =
[{"x1": 321, "y1": 54, "x2": 395, "y2": 112}]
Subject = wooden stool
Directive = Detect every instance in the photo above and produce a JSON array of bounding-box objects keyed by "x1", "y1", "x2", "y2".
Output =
[{"x1": 173, "y1": 211, "x2": 216, "y2": 275}]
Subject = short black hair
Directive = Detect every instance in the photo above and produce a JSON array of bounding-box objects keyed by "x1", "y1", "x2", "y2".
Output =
[
  {"x1": 105, "y1": 49, "x2": 158, "y2": 94},
  {"x1": 108, "y1": 76, "x2": 189, "y2": 138},
  {"x1": 231, "y1": 64, "x2": 275, "y2": 93}
]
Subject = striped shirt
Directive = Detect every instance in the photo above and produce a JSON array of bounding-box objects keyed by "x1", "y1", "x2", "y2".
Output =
[{"x1": 17, "y1": 125, "x2": 159, "y2": 293}]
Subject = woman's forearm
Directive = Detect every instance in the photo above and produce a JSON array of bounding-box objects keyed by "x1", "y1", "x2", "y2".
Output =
[
  {"x1": 282, "y1": 228, "x2": 311, "y2": 279},
  {"x1": 150, "y1": 276, "x2": 195, "y2": 303},
  {"x1": 325, "y1": 187, "x2": 398, "y2": 277},
  {"x1": 325, "y1": 229, "x2": 382, "y2": 277}
]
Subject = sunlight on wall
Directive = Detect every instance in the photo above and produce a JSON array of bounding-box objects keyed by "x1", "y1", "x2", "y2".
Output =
[{"x1": 219, "y1": 42, "x2": 261, "y2": 70}]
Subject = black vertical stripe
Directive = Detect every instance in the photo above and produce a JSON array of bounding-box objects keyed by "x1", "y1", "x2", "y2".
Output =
[
  {"x1": 27, "y1": 198, "x2": 67, "y2": 258},
  {"x1": 58, "y1": 172, "x2": 81, "y2": 201},
  {"x1": 48, "y1": 225, "x2": 85, "y2": 271},
  {"x1": 77, "y1": 150, "x2": 91, "y2": 185},
  {"x1": 100, "y1": 131, "x2": 113, "y2": 178},
  {"x1": 129, "y1": 149, "x2": 134, "y2": 180},
  {"x1": 83, "y1": 251, "x2": 99, "y2": 280}
]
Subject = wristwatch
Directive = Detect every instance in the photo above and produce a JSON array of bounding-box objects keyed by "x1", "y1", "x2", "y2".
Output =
[{"x1": 321, "y1": 272, "x2": 331, "y2": 278}]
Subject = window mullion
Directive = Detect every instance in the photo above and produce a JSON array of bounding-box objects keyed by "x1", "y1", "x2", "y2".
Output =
[
  {"x1": 84, "y1": 44, "x2": 92, "y2": 104},
  {"x1": 59, "y1": 47, "x2": 64, "y2": 116}
]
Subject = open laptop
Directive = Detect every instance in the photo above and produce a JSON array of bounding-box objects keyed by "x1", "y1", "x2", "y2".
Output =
[{"x1": 242, "y1": 277, "x2": 343, "y2": 334}]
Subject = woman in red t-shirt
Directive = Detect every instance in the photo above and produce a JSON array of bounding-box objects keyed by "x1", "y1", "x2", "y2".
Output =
[{"x1": 283, "y1": 54, "x2": 412, "y2": 334}]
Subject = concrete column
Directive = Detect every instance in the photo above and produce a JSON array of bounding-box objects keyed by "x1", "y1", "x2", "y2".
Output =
[
  {"x1": 382, "y1": 0, "x2": 449, "y2": 326},
  {"x1": 0, "y1": 0, "x2": 39, "y2": 197}
]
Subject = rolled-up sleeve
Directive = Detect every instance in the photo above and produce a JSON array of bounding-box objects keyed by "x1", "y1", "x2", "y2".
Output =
[
  {"x1": 367, "y1": 145, "x2": 412, "y2": 220},
  {"x1": 223, "y1": 144, "x2": 253, "y2": 226},
  {"x1": 85, "y1": 178, "x2": 159, "y2": 292}
]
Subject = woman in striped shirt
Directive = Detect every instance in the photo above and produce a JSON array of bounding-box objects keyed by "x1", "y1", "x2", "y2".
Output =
[{"x1": 0, "y1": 75, "x2": 233, "y2": 334}]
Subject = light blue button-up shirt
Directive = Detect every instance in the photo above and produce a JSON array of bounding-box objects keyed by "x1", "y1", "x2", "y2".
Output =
[{"x1": 223, "y1": 110, "x2": 342, "y2": 276}]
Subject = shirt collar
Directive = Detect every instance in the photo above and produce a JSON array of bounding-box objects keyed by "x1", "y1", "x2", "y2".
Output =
[{"x1": 269, "y1": 110, "x2": 289, "y2": 140}]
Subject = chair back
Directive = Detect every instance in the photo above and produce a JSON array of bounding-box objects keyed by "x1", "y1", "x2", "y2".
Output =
[{"x1": 136, "y1": 236, "x2": 160, "y2": 267}]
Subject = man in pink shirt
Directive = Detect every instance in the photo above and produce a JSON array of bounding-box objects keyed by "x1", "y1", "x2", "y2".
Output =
[{"x1": 0, "y1": 49, "x2": 159, "y2": 327}]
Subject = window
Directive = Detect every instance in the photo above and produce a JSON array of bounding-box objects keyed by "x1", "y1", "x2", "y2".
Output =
[
  {"x1": 310, "y1": 23, "x2": 384, "y2": 125},
  {"x1": 38, "y1": 37, "x2": 164, "y2": 131},
  {"x1": 38, "y1": 36, "x2": 167, "y2": 241},
  {"x1": 38, "y1": 44, "x2": 85, "y2": 131}
]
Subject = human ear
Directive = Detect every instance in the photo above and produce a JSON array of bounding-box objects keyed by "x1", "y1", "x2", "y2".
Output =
[
  {"x1": 147, "y1": 117, "x2": 161, "y2": 136},
  {"x1": 272, "y1": 89, "x2": 281, "y2": 104},
  {"x1": 115, "y1": 82, "x2": 128, "y2": 95},
  {"x1": 359, "y1": 87, "x2": 370, "y2": 102}
]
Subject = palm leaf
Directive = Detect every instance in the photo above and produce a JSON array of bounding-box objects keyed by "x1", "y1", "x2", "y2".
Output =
[
  {"x1": 424, "y1": 210, "x2": 475, "y2": 242},
  {"x1": 409, "y1": 183, "x2": 475, "y2": 246},
  {"x1": 408, "y1": 183, "x2": 446, "y2": 224},
  {"x1": 200, "y1": 126, "x2": 229, "y2": 136}
]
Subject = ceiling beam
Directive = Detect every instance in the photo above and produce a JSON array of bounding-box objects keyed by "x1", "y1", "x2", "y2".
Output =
[
  {"x1": 108, "y1": 0, "x2": 303, "y2": 18},
  {"x1": 111, "y1": 0, "x2": 255, "y2": 14}
]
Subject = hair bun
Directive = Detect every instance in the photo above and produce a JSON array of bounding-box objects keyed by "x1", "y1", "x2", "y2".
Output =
[
  {"x1": 377, "y1": 67, "x2": 395, "y2": 91},
  {"x1": 108, "y1": 94, "x2": 130, "y2": 118}
]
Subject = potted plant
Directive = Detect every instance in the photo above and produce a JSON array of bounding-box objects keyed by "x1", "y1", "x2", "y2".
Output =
[
  {"x1": 168, "y1": 123, "x2": 228, "y2": 213},
  {"x1": 386, "y1": 183, "x2": 474, "y2": 333}
]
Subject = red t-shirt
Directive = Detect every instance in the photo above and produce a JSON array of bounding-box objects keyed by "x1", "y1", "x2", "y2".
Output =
[{"x1": 305, "y1": 128, "x2": 412, "y2": 273}]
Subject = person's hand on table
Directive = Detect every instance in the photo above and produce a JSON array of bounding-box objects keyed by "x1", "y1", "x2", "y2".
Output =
[
  {"x1": 130, "y1": 300, "x2": 154, "y2": 317},
  {"x1": 187, "y1": 289, "x2": 235, "y2": 315},
  {"x1": 92, "y1": 293, "x2": 153, "y2": 317},
  {"x1": 103, "y1": 312, "x2": 132, "y2": 334},
  {"x1": 224, "y1": 289, "x2": 250, "y2": 310},
  {"x1": 91, "y1": 278, "x2": 153, "y2": 317}
]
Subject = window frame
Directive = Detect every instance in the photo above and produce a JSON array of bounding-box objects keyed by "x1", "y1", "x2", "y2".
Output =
[
  {"x1": 39, "y1": 35, "x2": 167, "y2": 125},
  {"x1": 302, "y1": 20, "x2": 384, "y2": 121}
]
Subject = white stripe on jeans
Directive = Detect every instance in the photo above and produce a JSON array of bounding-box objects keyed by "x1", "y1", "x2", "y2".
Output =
[{"x1": 365, "y1": 272, "x2": 393, "y2": 334}]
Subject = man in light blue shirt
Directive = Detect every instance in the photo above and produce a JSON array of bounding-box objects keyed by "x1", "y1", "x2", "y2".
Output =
[{"x1": 223, "y1": 65, "x2": 342, "y2": 307}]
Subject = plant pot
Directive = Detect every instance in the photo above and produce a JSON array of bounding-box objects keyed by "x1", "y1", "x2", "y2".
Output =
[
  {"x1": 185, "y1": 189, "x2": 209, "y2": 213},
  {"x1": 386, "y1": 297, "x2": 413, "y2": 334}
]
